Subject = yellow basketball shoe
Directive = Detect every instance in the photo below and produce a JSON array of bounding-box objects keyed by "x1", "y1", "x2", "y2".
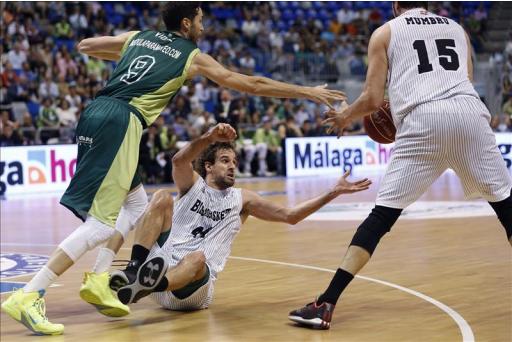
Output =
[
  {"x1": 79, "y1": 272, "x2": 130, "y2": 317},
  {"x1": 1, "y1": 289, "x2": 64, "y2": 335}
]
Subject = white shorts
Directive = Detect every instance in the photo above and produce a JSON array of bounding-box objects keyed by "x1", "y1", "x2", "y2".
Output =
[
  {"x1": 147, "y1": 244, "x2": 215, "y2": 311},
  {"x1": 377, "y1": 97, "x2": 512, "y2": 209}
]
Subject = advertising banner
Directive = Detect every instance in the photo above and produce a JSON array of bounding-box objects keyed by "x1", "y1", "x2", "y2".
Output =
[{"x1": 285, "y1": 133, "x2": 512, "y2": 177}]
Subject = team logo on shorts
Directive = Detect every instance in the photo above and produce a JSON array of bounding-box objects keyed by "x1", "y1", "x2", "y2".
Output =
[{"x1": 0, "y1": 253, "x2": 49, "y2": 279}]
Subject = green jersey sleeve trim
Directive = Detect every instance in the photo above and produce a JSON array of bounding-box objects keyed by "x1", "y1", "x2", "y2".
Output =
[{"x1": 120, "y1": 31, "x2": 140, "y2": 57}]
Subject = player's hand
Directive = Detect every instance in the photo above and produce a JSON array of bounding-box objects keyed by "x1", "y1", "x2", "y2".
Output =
[
  {"x1": 306, "y1": 84, "x2": 347, "y2": 110},
  {"x1": 332, "y1": 170, "x2": 372, "y2": 195},
  {"x1": 322, "y1": 101, "x2": 352, "y2": 138},
  {"x1": 207, "y1": 123, "x2": 237, "y2": 142}
]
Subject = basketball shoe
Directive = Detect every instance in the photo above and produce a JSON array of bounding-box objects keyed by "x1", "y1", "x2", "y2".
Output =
[
  {"x1": 1, "y1": 289, "x2": 64, "y2": 335},
  {"x1": 288, "y1": 300, "x2": 335, "y2": 329},
  {"x1": 79, "y1": 272, "x2": 130, "y2": 317},
  {"x1": 116, "y1": 256, "x2": 168, "y2": 305}
]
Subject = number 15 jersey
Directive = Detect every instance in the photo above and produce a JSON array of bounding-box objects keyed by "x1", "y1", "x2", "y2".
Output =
[
  {"x1": 96, "y1": 30, "x2": 199, "y2": 126},
  {"x1": 386, "y1": 9, "x2": 480, "y2": 124}
]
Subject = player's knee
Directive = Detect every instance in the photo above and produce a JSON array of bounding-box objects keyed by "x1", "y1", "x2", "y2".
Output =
[
  {"x1": 185, "y1": 251, "x2": 206, "y2": 269},
  {"x1": 350, "y1": 205, "x2": 402, "y2": 255},
  {"x1": 59, "y1": 217, "x2": 114, "y2": 262},
  {"x1": 150, "y1": 190, "x2": 173, "y2": 214}
]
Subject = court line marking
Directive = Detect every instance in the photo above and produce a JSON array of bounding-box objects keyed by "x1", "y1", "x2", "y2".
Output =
[
  {"x1": 0, "y1": 245, "x2": 475, "y2": 342},
  {"x1": 229, "y1": 256, "x2": 475, "y2": 342}
]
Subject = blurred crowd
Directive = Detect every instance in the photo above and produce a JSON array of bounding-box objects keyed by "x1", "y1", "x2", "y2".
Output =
[{"x1": 1, "y1": 1, "x2": 505, "y2": 182}]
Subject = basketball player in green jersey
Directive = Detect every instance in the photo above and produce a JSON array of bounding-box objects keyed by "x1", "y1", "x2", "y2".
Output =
[{"x1": 1, "y1": 2, "x2": 346, "y2": 336}]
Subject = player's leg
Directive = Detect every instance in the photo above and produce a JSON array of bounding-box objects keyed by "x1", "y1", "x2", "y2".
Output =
[
  {"x1": 109, "y1": 189, "x2": 173, "y2": 291},
  {"x1": 488, "y1": 191, "x2": 512, "y2": 246},
  {"x1": 80, "y1": 181, "x2": 148, "y2": 317},
  {"x1": 150, "y1": 253, "x2": 213, "y2": 311},
  {"x1": 289, "y1": 114, "x2": 448, "y2": 329},
  {"x1": 444, "y1": 103, "x2": 512, "y2": 245},
  {"x1": 1, "y1": 101, "x2": 143, "y2": 335},
  {"x1": 117, "y1": 251, "x2": 208, "y2": 306}
]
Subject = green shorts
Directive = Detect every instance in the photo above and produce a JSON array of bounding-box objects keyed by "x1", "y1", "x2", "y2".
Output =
[{"x1": 60, "y1": 97, "x2": 145, "y2": 227}]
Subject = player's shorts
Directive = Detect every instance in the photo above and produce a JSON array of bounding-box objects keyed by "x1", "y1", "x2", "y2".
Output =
[
  {"x1": 147, "y1": 244, "x2": 215, "y2": 311},
  {"x1": 60, "y1": 96, "x2": 145, "y2": 227},
  {"x1": 377, "y1": 96, "x2": 512, "y2": 209}
]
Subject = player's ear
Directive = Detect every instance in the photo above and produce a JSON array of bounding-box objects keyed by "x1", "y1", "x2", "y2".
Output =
[{"x1": 182, "y1": 17, "x2": 192, "y2": 31}]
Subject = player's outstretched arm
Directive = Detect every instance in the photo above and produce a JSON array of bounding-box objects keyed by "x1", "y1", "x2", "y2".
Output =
[
  {"x1": 323, "y1": 24, "x2": 390, "y2": 137},
  {"x1": 77, "y1": 31, "x2": 139, "y2": 61},
  {"x1": 172, "y1": 123, "x2": 237, "y2": 198},
  {"x1": 187, "y1": 52, "x2": 346, "y2": 109},
  {"x1": 242, "y1": 171, "x2": 371, "y2": 225}
]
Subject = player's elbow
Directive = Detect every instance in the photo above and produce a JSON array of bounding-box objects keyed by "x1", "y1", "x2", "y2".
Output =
[
  {"x1": 77, "y1": 39, "x2": 92, "y2": 54},
  {"x1": 286, "y1": 211, "x2": 300, "y2": 225}
]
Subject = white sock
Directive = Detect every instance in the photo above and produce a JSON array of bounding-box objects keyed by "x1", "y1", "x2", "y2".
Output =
[
  {"x1": 23, "y1": 266, "x2": 58, "y2": 293},
  {"x1": 92, "y1": 248, "x2": 116, "y2": 274}
]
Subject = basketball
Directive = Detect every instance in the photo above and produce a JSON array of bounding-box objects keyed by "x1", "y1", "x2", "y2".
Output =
[{"x1": 363, "y1": 100, "x2": 396, "y2": 144}]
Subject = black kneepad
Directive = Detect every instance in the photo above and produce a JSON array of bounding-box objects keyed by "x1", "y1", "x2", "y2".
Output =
[
  {"x1": 489, "y1": 194, "x2": 512, "y2": 239},
  {"x1": 350, "y1": 205, "x2": 402, "y2": 255}
]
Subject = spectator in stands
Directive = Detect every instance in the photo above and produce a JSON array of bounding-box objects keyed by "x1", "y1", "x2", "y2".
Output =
[
  {"x1": 38, "y1": 75, "x2": 59, "y2": 99},
  {"x1": 7, "y1": 42, "x2": 27, "y2": 71},
  {"x1": 0, "y1": 124, "x2": 23, "y2": 147},
  {"x1": 236, "y1": 126, "x2": 257, "y2": 177},
  {"x1": 214, "y1": 89, "x2": 236, "y2": 124},
  {"x1": 54, "y1": 16, "x2": 73, "y2": 39},
  {"x1": 20, "y1": 112, "x2": 36, "y2": 145},
  {"x1": 37, "y1": 97, "x2": 60, "y2": 144},
  {"x1": 253, "y1": 118, "x2": 281, "y2": 176},
  {"x1": 301, "y1": 119, "x2": 316, "y2": 137},
  {"x1": 239, "y1": 50, "x2": 256, "y2": 75},
  {"x1": 56, "y1": 98, "x2": 77, "y2": 127},
  {"x1": 65, "y1": 82, "x2": 82, "y2": 109},
  {"x1": 69, "y1": 5, "x2": 88, "y2": 37}
]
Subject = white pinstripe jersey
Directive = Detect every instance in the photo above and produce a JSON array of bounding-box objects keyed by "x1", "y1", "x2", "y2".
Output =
[
  {"x1": 162, "y1": 177, "x2": 243, "y2": 280},
  {"x1": 387, "y1": 8, "x2": 481, "y2": 125}
]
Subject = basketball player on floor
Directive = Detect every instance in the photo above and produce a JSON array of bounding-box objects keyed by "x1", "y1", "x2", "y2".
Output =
[
  {"x1": 288, "y1": 1, "x2": 512, "y2": 329},
  {"x1": 103, "y1": 123, "x2": 371, "y2": 310},
  {"x1": 1, "y1": 2, "x2": 346, "y2": 335}
]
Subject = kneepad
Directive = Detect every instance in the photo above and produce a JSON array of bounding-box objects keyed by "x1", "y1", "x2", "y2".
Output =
[
  {"x1": 489, "y1": 193, "x2": 512, "y2": 239},
  {"x1": 59, "y1": 216, "x2": 115, "y2": 261},
  {"x1": 115, "y1": 185, "x2": 149, "y2": 239},
  {"x1": 350, "y1": 205, "x2": 402, "y2": 255}
]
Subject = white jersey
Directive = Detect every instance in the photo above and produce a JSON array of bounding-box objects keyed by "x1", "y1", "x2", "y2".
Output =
[
  {"x1": 387, "y1": 8, "x2": 481, "y2": 125},
  {"x1": 162, "y1": 177, "x2": 243, "y2": 280}
]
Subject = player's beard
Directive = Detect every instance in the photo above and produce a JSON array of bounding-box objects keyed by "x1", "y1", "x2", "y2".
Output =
[{"x1": 214, "y1": 174, "x2": 235, "y2": 190}]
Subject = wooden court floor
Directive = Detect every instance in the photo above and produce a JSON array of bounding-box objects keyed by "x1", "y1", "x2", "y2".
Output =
[{"x1": 1, "y1": 172, "x2": 511, "y2": 341}]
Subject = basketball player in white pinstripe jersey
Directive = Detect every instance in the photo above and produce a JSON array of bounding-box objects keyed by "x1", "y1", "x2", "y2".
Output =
[
  {"x1": 108, "y1": 123, "x2": 371, "y2": 310},
  {"x1": 289, "y1": 1, "x2": 512, "y2": 329}
]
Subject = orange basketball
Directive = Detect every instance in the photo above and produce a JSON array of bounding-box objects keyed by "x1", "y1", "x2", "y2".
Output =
[{"x1": 363, "y1": 100, "x2": 395, "y2": 144}]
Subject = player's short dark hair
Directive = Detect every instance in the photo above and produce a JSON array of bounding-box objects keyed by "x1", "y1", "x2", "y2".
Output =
[
  {"x1": 396, "y1": 2, "x2": 429, "y2": 10},
  {"x1": 195, "y1": 142, "x2": 236, "y2": 179},
  {"x1": 162, "y1": 2, "x2": 201, "y2": 32}
]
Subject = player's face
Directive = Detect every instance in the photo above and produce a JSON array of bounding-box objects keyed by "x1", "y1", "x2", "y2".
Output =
[
  {"x1": 189, "y1": 8, "x2": 204, "y2": 43},
  {"x1": 210, "y1": 149, "x2": 237, "y2": 190}
]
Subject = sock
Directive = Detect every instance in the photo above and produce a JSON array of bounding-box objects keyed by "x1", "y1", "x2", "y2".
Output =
[
  {"x1": 23, "y1": 266, "x2": 58, "y2": 293},
  {"x1": 154, "y1": 276, "x2": 169, "y2": 292},
  {"x1": 92, "y1": 248, "x2": 116, "y2": 274},
  {"x1": 317, "y1": 268, "x2": 354, "y2": 306},
  {"x1": 130, "y1": 244, "x2": 150, "y2": 265}
]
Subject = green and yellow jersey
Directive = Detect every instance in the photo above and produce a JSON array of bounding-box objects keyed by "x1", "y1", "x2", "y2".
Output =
[{"x1": 96, "y1": 30, "x2": 199, "y2": 126}]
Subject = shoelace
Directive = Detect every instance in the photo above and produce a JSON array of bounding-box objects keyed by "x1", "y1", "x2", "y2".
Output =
[{"x1": 32, "y1": 298, "x2": 48, "y2": 322}]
